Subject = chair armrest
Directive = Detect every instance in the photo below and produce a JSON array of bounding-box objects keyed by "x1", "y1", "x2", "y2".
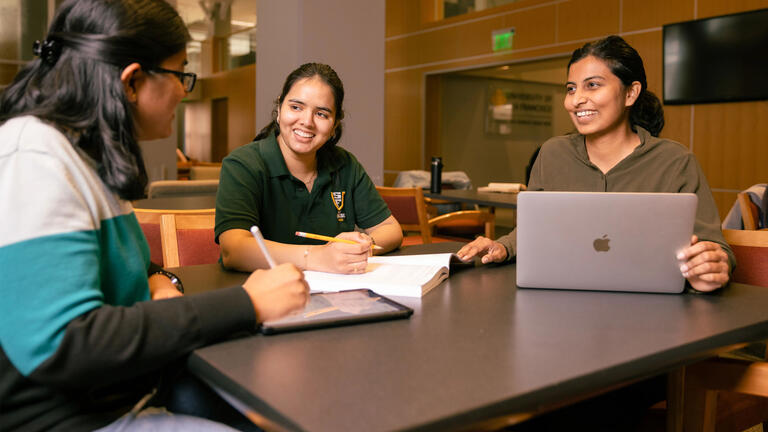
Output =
[
  {"x1": 738, "y1": 192, "x2": 760, "y2": 230},
  {"x1": 686, "y1": 357, "x2": 768, "y2": 397},
  {"x1": 429, "y1": 210, "x2": 495, "y2": 239},
  {"x1": 428, "y1": 210, "x2": 492, "y2": 225}
]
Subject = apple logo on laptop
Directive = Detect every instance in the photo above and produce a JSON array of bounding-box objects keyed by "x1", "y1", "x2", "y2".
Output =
[{"x1": 593, "y1": 234, "x2": 610, "y2": 252}]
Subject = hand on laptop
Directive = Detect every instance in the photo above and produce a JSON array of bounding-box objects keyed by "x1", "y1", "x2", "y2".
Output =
[
  {"x1": 457, "y1": 236, "x2": 508, "y2": 264},
  {"x1": 677, "y1": 235, "x2": 730, "y2": 292}
]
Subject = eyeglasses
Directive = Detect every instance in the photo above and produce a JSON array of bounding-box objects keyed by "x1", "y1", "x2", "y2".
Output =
[{"x1": 146, "y1": 66, "x2": 197, "y2": 92}]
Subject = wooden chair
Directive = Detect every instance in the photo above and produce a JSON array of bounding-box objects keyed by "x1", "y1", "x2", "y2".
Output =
[
  {"x1": 425, "y1": 196, "x2": 497, "y2": 241},
  {"x1": 429, "y1": 209, "x2": 495, "y2": 240},
  {"x1": 677, "y1": 229, "x2": 768, "y2": 432},
  {"x1": 159, "y1": 213, "x2": 220, "y2": 268},
  {"x1": 176, "y1": 157, "x2": 221, "y2": 180},
  {"x1": 134, "y1": 208, "x2": 165, "y2": 265},
  {"x1": 738, "y1": 192, "x2": 761, "y2": 230},
  {"x1": 726, "y1": 229, "x2": 768, "y2": 286},
  {"x1": 134, "y1": 208, "x2": 215, "y2": 266},
  {"x1": 377, "y1": 186, "x2": 434, "y2": 245},
  {"x1": 376, "y1": 186, "x2": 495, "y2": 246}
]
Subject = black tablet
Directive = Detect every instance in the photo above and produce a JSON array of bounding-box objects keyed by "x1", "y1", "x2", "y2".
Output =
[{"x1": 260, "y1": 289, "x2": 413, "y2": 335}]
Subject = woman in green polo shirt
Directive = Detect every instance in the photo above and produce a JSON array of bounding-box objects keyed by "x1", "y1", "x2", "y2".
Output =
[
  {"x1": 216, "y1": 63, "x2": 403, "y2": 274},
  {"x1": 457, "y1": 35, "x2": 733, "y2": 293}
]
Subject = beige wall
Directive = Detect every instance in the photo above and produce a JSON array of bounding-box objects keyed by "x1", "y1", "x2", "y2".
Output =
[
  {"x1": 385, "y1": 0, "x2": 768, "y2": 218},
  {"x1": 256, "y1": 0, "x2": 386, "y2": 184},
  {"x1": 0, "y1": 2, "x2": 20, "y2": 87}
]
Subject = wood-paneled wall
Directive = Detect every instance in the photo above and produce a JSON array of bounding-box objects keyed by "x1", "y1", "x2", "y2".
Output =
[{"x1": 385, "y1": 0, "x2": 768, "y2": 219}]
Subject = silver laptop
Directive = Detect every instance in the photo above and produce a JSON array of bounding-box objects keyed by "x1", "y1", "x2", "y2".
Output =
[{"x1": 516, "y1": 191, "x2": 698, "y2": 293}]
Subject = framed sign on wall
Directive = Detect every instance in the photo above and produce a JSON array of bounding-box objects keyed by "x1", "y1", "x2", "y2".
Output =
[{"x1": 485, "y1": 80, "x2": 562, "y2": 140}]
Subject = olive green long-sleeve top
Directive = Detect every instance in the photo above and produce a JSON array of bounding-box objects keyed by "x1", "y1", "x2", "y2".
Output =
[{"x1": 497, "y1": 126, "x2": 735, "y2": 270}]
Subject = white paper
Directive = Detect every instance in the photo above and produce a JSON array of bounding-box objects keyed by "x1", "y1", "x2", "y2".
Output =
[{"x1": 303, "y1": 253, "x2": 459, "y2": 298}]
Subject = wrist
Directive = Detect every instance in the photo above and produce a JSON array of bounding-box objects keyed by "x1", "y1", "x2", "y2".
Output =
[
  {"x1": 150, "y1": 269, "x2": 184, "y2": 293},
  {"x1": 499, "y1": 242, "x2": 512, "y2": 262},
  {"x1": 303, "y1": 246, "x2": 311, "y2": 270}
]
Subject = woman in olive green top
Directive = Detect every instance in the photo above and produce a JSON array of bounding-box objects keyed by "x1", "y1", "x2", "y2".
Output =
[
  {"x1": 458, "y1": 36, "x2": 732, "y2": 292},
  {"x1": 216, "y1": 63, "x2": 402, "y2": 274}
]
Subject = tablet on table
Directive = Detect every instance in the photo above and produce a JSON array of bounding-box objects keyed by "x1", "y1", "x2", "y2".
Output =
[{"x1": 260, "y1": 289, "x2": 413, "y2": 335}]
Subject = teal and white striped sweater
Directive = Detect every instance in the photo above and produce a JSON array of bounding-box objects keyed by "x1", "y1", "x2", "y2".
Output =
[{"x1": 0, "y1": 116, "x2": 255, "y2": 431}]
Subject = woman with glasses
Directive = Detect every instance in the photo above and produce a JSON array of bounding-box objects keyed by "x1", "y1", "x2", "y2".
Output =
[
  {"x1": 0, "y1": 1, "x2": 308, "y2": 431},
  {"x1": 147, "y1": 66, "x2": 198, "y2": 92}
]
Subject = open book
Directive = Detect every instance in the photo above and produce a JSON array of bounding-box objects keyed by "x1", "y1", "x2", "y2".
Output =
[
  {"x1": 477, "y1": 182, "x2": 527, "y2": 193},
  {"x1": 303, "y1": 253, "x2": 466, "y2": 298}
]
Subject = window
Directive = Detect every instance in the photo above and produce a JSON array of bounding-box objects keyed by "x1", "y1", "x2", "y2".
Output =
[
  {"x1": 442, "y1": 0, "x2": 520, "y2": 19},
  {"x1": 176, "y1": 0, "x2": 256, "y2": 75}
]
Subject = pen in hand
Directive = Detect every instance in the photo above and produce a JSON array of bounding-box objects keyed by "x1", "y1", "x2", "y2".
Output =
[{"x1": 250, "y1": 226, "x2": 277, "y2": 268}]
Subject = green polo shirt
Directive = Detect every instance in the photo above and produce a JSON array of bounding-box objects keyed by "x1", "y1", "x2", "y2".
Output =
[
  {"x1": 215, "y1": 134, "x2": 391, "y2": 245},
  {"x1": 497, "y1": 126, "x2": 735, "y2": 270}
]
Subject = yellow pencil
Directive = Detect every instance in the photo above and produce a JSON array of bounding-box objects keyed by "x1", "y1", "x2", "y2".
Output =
[{"x1": 295, "y1": 231, "x2": 383, "y2": 250}]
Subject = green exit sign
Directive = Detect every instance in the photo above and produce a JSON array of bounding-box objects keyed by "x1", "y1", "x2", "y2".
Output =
[{"x1": 492, "y1": 28, "x2": 515, "y2": 52}]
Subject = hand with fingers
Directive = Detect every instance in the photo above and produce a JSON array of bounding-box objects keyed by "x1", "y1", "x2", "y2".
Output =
[
  {"x1": 314, "y1": 231, "x2": 372, "y2": 274},
  {"x1": 243, "y1": 263, "x2": 310, "y2": 323},
  {"x1": 456, "y1": 236, "x2": 509, "y2": 264},
  {"x1": 677, "y1": 235, "x2": 730, "y2": 292}
]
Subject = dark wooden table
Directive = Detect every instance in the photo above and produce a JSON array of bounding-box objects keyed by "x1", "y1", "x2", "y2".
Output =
[
  {"x1": 177, "y1": 244, "x2": 768, "y2": 432},
  {"x1": 424, "y1": 189, "x2": 518, "y2": 209},
  {"x1": 132, "y1": 195, "x2": 217, "y2": 210}
]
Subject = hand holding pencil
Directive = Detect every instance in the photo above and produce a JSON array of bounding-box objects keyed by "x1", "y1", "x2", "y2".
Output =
[
  {"x1": 296, "y1": 231, "x2": 377, "y2": 274},
  {"x1": 296, "y1": 231, "x2": 383, "y2": 250},
  {"x1": 243, "y1": 226, "x2": 309, "y2": 322}
]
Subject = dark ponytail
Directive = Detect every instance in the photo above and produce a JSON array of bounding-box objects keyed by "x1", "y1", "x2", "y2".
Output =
[
  {"x1": 255, "y1": 63, "x2": 345, "y2": 153},
  {"x1": 629, "y1": 90, "x2": 664, "y2": 137},
  {"x1": 0, "y1": 0, "x2": 190, "y2": 200},
  {"x1": 568, "y1": 35, "x2": 664, "y2": 136}
]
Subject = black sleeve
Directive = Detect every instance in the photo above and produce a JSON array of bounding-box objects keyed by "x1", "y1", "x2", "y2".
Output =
[{"x1": 27, "y1": 286, "x2": 255, "y2": 390}]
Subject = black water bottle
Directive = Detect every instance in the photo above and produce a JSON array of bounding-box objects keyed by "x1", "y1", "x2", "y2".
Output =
[{"x1": 430, "y1": 156, "x2": 443, "y2": 193}]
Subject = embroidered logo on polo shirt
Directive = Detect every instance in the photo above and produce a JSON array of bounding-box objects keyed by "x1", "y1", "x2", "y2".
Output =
[{"x1": 331, "y1": 191, "x2": 346, "y2": 221}]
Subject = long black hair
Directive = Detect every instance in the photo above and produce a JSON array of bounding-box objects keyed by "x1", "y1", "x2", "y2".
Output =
[
  {"x1": 254, "y1": 63, "x2": 345, "y2": 153},
  {"x1": 0, "y1": 0, "x2": 189, "y2": 200},
  {"x1": 568, "y1": 35, "x2": 664, "y2": 137}
]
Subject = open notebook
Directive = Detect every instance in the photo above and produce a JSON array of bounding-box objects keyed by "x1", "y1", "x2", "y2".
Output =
[{"x1": 303, "y1": 253, "x2": 467, "y2": 298}]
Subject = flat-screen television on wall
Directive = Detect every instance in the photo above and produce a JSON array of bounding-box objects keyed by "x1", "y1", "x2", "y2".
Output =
[{"x1": 663, "y1": 8, "x2": 768, "y2": 105}]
